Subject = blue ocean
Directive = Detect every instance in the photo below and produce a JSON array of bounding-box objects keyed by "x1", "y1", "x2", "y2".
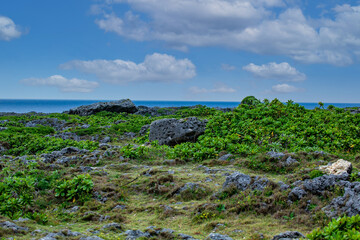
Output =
[{"x1": 0, "y1": 99, "x2": 359, "y2": 113}]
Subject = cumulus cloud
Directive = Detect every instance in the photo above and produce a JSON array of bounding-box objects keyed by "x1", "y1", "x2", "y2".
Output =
[
  {"x1": 243, "y1": 62, "x2": 306, "y2": 81},
  {"x1": 221, "y1": 64, "x2": 236, "y2": 71},
  {"x1": 21, "y1": 75, "x2": 99, "y2": 93},
  {"x1": 189, "y1": 84, "x2": 236, "y2": 94},
  {"x1": 271, "y1": 83, "x2": 302, "y2": 93},
  {"x1": 0, "y1": 16, "x2": 22, "y2": 41},
  {"x1": 93, "y1": 1, "x2": 360, "y2": 65},
  {"x1": 60, "y1": 53, "x2": 196, "y2": 84}
]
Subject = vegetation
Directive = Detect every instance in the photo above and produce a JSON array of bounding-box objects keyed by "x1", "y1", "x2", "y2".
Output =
[{"x1": 1, "y1": 99, "x2": 360, "y2": 239}]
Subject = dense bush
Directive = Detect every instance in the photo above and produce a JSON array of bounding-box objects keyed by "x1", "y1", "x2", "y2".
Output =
[
  {"x1": 55, "y1": 174, "x2": 94, "y2": 203},
  {"x1": 308, "y1": 215, "x2": 360, "y2": 239}
]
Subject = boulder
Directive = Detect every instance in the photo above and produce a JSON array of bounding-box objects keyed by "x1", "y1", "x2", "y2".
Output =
[
  {"x1": 271, "y1": 231, "x2": 305, "y2": 240},
  {"x1": 319, "y1": 159, "x2": 352, "y2": 175},
  {"x1": 205, "y1": 233, "x2": 233, "y2": 240},
  {"x1": 66, "y1": 99, "x2": 138, "y2": 116},
  {"x1": 25, "y1": 118, "x2": 66, "y2": 131},
  {"x1": 139, "y1": 124, "x2": 150, "y2": 136},
  {"x1": 222, "y1": 172, "x2": 252, "y2": 191},
  {"x1": 149, "y1": 117, "x2": 207, "y2": 146},
  {"x1": 0, "y1": 221, "x2": 29, "y2": 232},
  {"x1": 218, "y1": 153, "x2": 234, "y2": 161},
  {"x1": 124, "y1": 229, "x2": 150, "y2": 239}
]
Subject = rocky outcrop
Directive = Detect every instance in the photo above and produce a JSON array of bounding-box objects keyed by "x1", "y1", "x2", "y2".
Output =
[
  {"x1": 222, "y1": 172, "x2": 270, "y2": 192},
  {"x1": 149, "y1": 117, "x2": 207, "y2": 146},
  {"x1": 66, "y1": 99, "x2": 138, "y2": 116},
  {"x1": 319, "y1": 159, "x2": 352, "y2": 175},
  {"x1": 205, "y1": 233, "x2": 233, "y2": 240},
  {"x1": 271, "y1": 231, "x2": 305, "y2": 240},
  {"x1": 25, "y1": 118, "x2": 66, "y2": 131}
]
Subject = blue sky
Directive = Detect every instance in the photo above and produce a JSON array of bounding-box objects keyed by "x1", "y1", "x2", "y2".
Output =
[{"x1": 1, "y1": 0, "x2": 360, "y2": 102}]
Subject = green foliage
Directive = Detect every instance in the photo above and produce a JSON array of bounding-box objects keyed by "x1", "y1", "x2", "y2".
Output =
[
  {"x1": 307, "y1": 215, "x2": 360, "y2": 240},
  {"x1": 241, "y1": 96, "x2": 261, "y2": 106},
  {"x1": 55, "y1": 174, "x2": 94, "y2": 203},
  {"x1": 309, "y1": 170, "x2": 325, "y2": 179},
  {"x1": 120, "y1": 144, "x2": 149, "y2": 159}
]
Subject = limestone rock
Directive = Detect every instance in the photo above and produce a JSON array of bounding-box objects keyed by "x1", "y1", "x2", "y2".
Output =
[{"x1": 319, "y1": 159, "x2": 352, "y2": 175}]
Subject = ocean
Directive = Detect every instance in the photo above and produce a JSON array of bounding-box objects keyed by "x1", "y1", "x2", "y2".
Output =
[{"x1": 0, "y1": 99, "x2": 359, "y2": 113}]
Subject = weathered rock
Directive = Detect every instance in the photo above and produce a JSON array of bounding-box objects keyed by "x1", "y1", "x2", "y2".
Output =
[
  {"x1": 79, "y1": 237, "x2": 105, "y2": 240},
  {"x1": 49, "y1": 132, "x2": 81, "y2": 141},
  {"x1": 124, "y1": 230, "x2": 151, "y2": 239},
  {"x1": 303, "y1": 174, "x2": 348, "y2": 194},
  {"x1": 0, "y1": 221, "x2": 29, "y2": 232},
  {"x1": 178, "y1": 233, "x2": 198, "y2": 240},
  {"x1": 267, "y1": 151, "x2": 285, "y2": 159},
  {"x1": 319, "y1": 159, "x2": 352, "y2": 175},
  {"x1": 0, "y1": 127, "x2": 7, "y2": 131},
  {"x1": 219, "y1": 153, "x2": 234, "y2": 161},
  {"x1": 282, "y1": 156, "x2": 299, "y2": 167},
  {"x1": 100, "y1": 136, "x2": 111, "y2": 144},
  {"x1": 0, "y1": 143, "x2": 8, "y2": 153},
  {"x1": 205, "y1": 233, "x2": 233, "y2": 240},
  {"x1": 271, "y1": 231, "x2": 305, "y2": 240},
  {"x1": 252, "y1": 177, "x2": 269, "y2": 191},
  {"x1": 176, "y1": 183, "x2": 206, "y2": 195},
  {"x1": 25, "y1": 118, "x2": 66, "y2": 131},
  {"x1": 149, "y1": 117, "x2": 207, "y2": 146},
  {"x1": 102, "y1": 222, "x2": 122, "y2": 231},
  {"x1": 222, "y1": 172, "x2": 251, "y2": 191},
  {"x1": 66, "y1": 99, "x2": 137, "y2": 116},
  {"x1": 323, "y1": 181, "x2": 360, "y2": 218},
  {"x1": 139, "y1": 124, "x2": 150, "y2": 135}
]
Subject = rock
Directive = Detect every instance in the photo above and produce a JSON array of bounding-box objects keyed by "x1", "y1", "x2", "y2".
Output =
[
  {"x1": 0, "y1": 127, "x2": 7, "y2": 131},
  {"x1": 102, "y1": 222, "x2": 122, "y2": 231},
  {"x1": 60, "y1": 146, "x2": 80, "y2": 155},
  {"x1": 0, "y1": 143, "x2": 8, "y2": 153},
  {"x1": 222, "y1": 172, "x2": 251, "y2": 191},
  {"x1": 176, "y1": 183, "x2": 205, "y2": 195},
  {"x1": 79, "y1": 237, "x2": 105, "y2": 240},
  {"x1": 49, "y1": 132, "x2": 81, "y2": 141},
  {"x1": 267, "y1": 151, "x2": 285, "y2": 159},
  {"x1": 0, "y1": 221, "x2": 29, "y2": 232},
  {"x1": 66, "y1": 99, "x2": 137, "y2": 116},
  {"x1": 149, "y1": 117, "x2": 207, "y2": 146},
  {"x1": 178, "y1": 233, "x2": 198, "y2": 239},
  {"x1": 219, "y1": 154, "x2": 234, "y2": 161},
  {"x1": 39, "y1": 237, "x2": 57, "y2": 240},
  {"x1": 303, "y1": 174, "x2": 348, "y2": 194},
  {"x1": 288, "y1": 187, "x2": 307, "y2": 201},
  {"x1": 65, "y1": 206, "x2": 80, "y2": 213},
  {"x1": 283, "y1": 156, "x2": 298, "y2": 167},
  {"x1": 323, "y1": 181, "x2": 360, "y2": 218},
  {"x1": 319, "y1": 159, "x2": 352, "y2": 175},
  {"x1": 205, "y1": 233, "x2": 233, "y2": 240},
  {"x1": 113, "y1": 205, "x2": 126, "y2": 210},
  {"x1": 139, "y1": 124, "x2": 150, "y2": 135},
  {"x1": 252, "y1": 177, "x2": 269, "y2": 191},
  {"x1": 14, "y1": 217, "x2": 30, "y2": 222},
  {"x1": 124, "y1": 132, "x2": 136, "y2": 138},
  {"x1": 124, "y1": 230, "x2": 151, "y2": 239},
  {"x1": 100, "y1": 136, "x2": 111, "y2": 143},
  {"x1": 272, "y1": 231, "x2": 305, "y2": 240},
  {"x1": 25, "y1": 118, "x2": 66, "y2": 131}
]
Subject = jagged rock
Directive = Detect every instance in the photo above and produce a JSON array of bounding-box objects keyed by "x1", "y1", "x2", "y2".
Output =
[
  {"x1": 178, "y1": 233, "x2": 198, "y2": 239},
  {"x1": 100, "y1": 136, "x2": 111, "y2": 143},
  {"x1": 102, "y1": 222, "x2": 122, "y2": 231},
  {"x1": 283, "y1": 156, "x2": 298, "y2": 167},
  {"x1": 222, "y1": 172, "x2": 251, "y2": 191},
  {"x1": 267, "y1": 151, "x2": 285, "y2": 159},
  {"x1": 124, "y1": 230, "x2": 151, "y2": 239},
  {"x1": 205, "y1": 233, "x2": 233, "y2": 240},
  {"x1": 219, "y1": 153, "x2": 234, "y2": 161},
  {"x1": 66, "y1": 99, "x2": 137, "y2": 116},
  {"x1": 319, "y1": 159, "x2": 352, "y2": 175},
  {"x1": 139, "y1": 124, "x2": 150, "y2": 135},
  {"x1": 0, "y1": 221, "x2": 29, "y2": 232},
  {"x1": 79, "y1": 237, "x2": 105, "y2": 240},
  {"x1": 303, "y1": 174, "x2": 348, "y2": 194},
  {"x1": 251, "y1": 177, "x2": 269, "y2": 191},
  {"x1": 149, "y1": 117, "x2": 207, "y2": 146},
  {"x1": 323, "y1": 181, "x2": 360, "y2": 218},
  {"x1": 25, "y1": 118, "x2": 66, "y2": 131},
  {"x1": 272, "y1": 231, "x2": 305, "y2": 240},
  {"x1": 60, "y1": 146, "x2": 80, "y2": 155},
  {"x1": 49, "y1": 132, "x2": 81, "y2": 141}
]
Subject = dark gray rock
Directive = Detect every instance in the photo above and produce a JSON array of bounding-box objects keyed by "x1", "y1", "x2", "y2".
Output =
[
  {"x1": 176, "y1": 183, "x2": 206, "y2": 195},
  {"x1": 124, "y1": 132, "x2": 136, "y2": 138},
  {"x1": 124, "y1": 230, "x2": 151, "y2": 239},
  {"x1": 252, "y1": 177, "x2": 269, "y2": 191},
  {"x1": 49, "y1": 132, "x2": 81, "y2": 141},
  {"x1": 219, "y1": 154, "x2": 234, "y2": 161},
  {"x1": 303, "y1": 174, "x2": 348, "y2": 194},
  {"x1": 60, "y1": 146, "x2": 80, "y2": 155},
  {"x1": 323, "y1": 181, "x2": 360, "y2": 218},
  {"x1": 139, "y1": 124, "x2": 150, "y2": 135},
  {"x1": 222, "y1": 172, "x2": 251, "y2": 191},
  {"x1": 0, "y1": 221, "x2": 29, "y2": 232},
  {"x1": 66, "y1": 99, "x2": 137, "y2": 116},
  {"x1": 79, "y1": 237, "x2": 105, "y2": 240},
  {"x1": 149, "y1": 117, "x2": 207, "y2": 146},
  {"x1": 0, "y1": 127, "x2": 7, "y2": 131},
  {"x1": 271, "y1": 231, "x2": 305, "y2": 240},
  {"x1": 178, "y1": 233, "x2": 198, "y2": 240},
  {"x1": 102, "y1": 222, "x2": 122, "y2": 231},
  {"x1": 25, "y1": 118, "x2": 66, "y2": 131},
  {"x1": 0, "y1": 143, "x2": 8, "y2": 153},
  {"x1": 205, "y1": 233, "x2": 233, "y2": 240},
  {"x1": 288, "y1": 187, "x2": 307, "y2": 201},
  {"x1": 267, "y1": 151, "x2": 285, "y2": 159},
  {"x1": 283, "y1": 156, "x2": 298, "y2": 167},
  {"x1": 39, "y1": 237, "x2": 57, "y2": 240},
  {"x1": 100, "y1": 136, "x2": 111, "y2": 143}
]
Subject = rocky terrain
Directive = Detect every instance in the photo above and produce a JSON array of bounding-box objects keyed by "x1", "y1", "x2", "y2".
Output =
[{"x1": 1, "y1": 98, "x2": 360, "y2": 240}]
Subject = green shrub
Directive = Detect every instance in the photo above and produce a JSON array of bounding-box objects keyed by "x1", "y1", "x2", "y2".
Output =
[
  {"x1": 307, "y1": 215, "x2": 360, "y2": 240},
  {"x1": 309, "y1": 170, "x2": 325, "y2": 179},
  {"x1": 55, "y1": 174, "x2": 94, "y2": 203}
]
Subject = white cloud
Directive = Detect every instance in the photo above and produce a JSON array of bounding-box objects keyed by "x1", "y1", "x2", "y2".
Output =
[
  {"x1": 243, "y1": 62, "x2": 306, "y2": 81},
  {"x1": 21, "y1": 75, "x2": 99, "y2": 93},
  {"x1": 189, "y1": 84, "x2": 236, "y2": 94},
  {"x1": 93, "y1": 1, "x2": 360, "y2": 65},
  {"x1": 0, "y1": 16, "x2": 22, "y2": 41},
  {"x1": 221, "y1": 64, "x2": 236, "y2": 71},
  {"x1": 271, "y1": 83, "x2": 302, "y2": 93},
  {"x1": 60, "y1": 53, "x2": 196, "y2": 84}
]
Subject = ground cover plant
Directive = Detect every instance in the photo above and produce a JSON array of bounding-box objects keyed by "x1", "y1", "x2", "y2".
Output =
[{"x1": 1, "y1": 98, "x2": 360, "y2": 239}]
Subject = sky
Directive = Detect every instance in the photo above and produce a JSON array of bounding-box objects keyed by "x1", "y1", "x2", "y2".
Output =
[{"x1": 1, "y1": 0, "x2": 360, "y2": 103}]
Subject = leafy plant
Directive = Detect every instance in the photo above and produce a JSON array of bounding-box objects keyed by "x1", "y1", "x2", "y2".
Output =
[{"x1": 55, "y1": 174, "x2": 94, "y2": 203}]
